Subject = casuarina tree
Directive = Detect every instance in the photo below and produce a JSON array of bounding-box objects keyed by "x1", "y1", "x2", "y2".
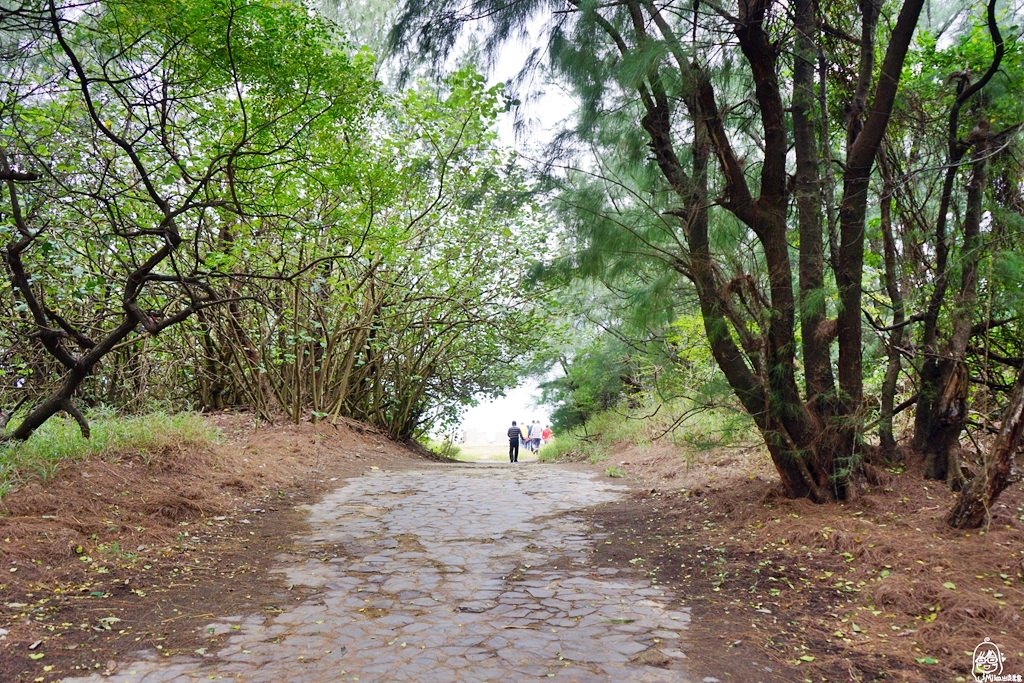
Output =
[{"x1": 390, "y1": 0, "x2": 926, "y2": 500}]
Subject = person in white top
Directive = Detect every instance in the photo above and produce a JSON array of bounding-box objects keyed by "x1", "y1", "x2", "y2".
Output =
[{"x1": 530, "y1": 420, "x2": 542, "y2": 453}]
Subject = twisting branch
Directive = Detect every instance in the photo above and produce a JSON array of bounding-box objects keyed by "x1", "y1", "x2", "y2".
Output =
[
  {"x1": 920, "y1": 0, "x2": 1004, "y2": 359},
  {"x1": 0, "y1": 169, "x2": 41, "y2": 181}
]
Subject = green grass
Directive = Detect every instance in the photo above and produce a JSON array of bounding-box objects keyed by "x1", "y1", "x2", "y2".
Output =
[
  {"x1": 0, "y1": 411, "x2": 220, "y2": 497},
  {"x1": 418, "y1": 437, "x2": 462, "y2": 460},
  {"x1": 539, "y1": 397, "x2": 756, "y2": 464}
]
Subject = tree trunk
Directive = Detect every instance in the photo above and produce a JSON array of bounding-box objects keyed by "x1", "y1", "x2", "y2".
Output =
[
  {"x1": 6, "y1": 316, "x2": 137, "y2": 441},
  {"x1": 647, "y1": 0, "x2": 924, "y2": 502},
  {"x1": 919, "y1": 135, "x2": 989, "y2": 480},
  {"x1": 793, "y1": 0, "x2": 834, "y2": 403},
  {"x1": 197, "y1": 310, "x2": 227, "y2": 410},
  {"x1": 684, "y1": 143, "x2": 815, "y2": 500},
  {"x1": 836, "y1": 0, "x2": 924, "y2": 428},
  {"x1": 630, "y1": 49, "x2": 818, "y2": 499},
  {"x1": 947, "y1": 362, "x2": 1024, "y2": 528},
  {"x1": 6, "y1": 371, "x2": 89, "y2": 440},
  {"x1": 919, "y1": 360, "x2": 970, "y2": 480},
  {"x1": 877, "y1": 150, "x2": 906, "y2": 457},
  {"x1": 914, "y1": 0, "x2": 1004, "y2": 470}
]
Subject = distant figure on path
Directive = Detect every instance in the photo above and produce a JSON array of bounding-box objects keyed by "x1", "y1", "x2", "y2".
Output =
[
  {"x1": 530, "y1": 420, "x2": 542, "y2": 453},
  {"x1": 542, "y1": 425, "x2": 552, "y2": 444},
  {"x1": 507, "y1": 421, "x2": 522, "y2": 463}
]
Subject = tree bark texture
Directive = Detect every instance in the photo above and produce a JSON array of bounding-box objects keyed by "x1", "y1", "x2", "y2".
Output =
[
  {"x1": 636, "y1": 0, "x2": 923, "y2": 500},
  {"x1": 793, "y1": 0, "x2": 834, "y2": 404},
  {"x1": 947, "y1": 361, "x2": 1024, "y2": 528},
  {"x1": 919, "y1": 135, "x2": 989, "y2": 480},
  {"x1": 836, "y1": 0, "x2": 925, "y2": 425},
  {"x1": 913, "y1": 0, "x2": 1003, "y2": 477},
  {"x1": 877, "y1": 150, "x2": 906, "y2": 457}
]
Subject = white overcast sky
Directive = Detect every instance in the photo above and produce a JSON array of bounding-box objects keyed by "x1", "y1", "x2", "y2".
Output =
[
  {"x1": 459, "y1": 379, "x2": 552, "y2": 437},
  {"x1": 454, "y1": 24, "x2": 571, "y2": 436}
]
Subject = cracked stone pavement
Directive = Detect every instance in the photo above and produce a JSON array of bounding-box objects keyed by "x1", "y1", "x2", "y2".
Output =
[{"x1": 64, "y1": 463, "x2": 696, "y2": 683}]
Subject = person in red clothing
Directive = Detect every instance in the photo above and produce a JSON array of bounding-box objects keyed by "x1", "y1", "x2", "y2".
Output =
[{"x1": 541, "y1": 425, "x2": 552, "y2": 444}]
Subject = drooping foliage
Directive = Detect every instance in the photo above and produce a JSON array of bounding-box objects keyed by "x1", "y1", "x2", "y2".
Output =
[
  {"x1": 0, "y1": 0, "x2": 546, "y2": 441},
  {"x1": 170, "y1": 69, "x2": 550, "y2": 440}
]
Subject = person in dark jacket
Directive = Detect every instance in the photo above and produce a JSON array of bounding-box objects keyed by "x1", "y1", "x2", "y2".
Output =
[{"x1": 507, "y1": 421, "x2": 522, "y2": 463}]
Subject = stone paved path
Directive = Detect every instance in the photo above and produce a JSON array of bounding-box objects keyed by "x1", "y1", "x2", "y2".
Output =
[{"x1": 65, "y1": 463, "x2": 695, "y2": 683}]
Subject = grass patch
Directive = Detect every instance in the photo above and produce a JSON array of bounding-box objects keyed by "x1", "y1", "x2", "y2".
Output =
[
  {"x1": 0, "y1": 411, "x2": 219, "y2": 496},
  {"x1": 537, "y1": 438, "x2": 569, "y2": 462},
  {"x1": 541, "y1": 396, "x2": 755, "y2": 463},
  {"x1": 418, "y1": 437, "x2": 462, "y2": 460}
]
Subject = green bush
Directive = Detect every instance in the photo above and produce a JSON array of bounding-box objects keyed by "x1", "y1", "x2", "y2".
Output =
[
  {"x1": 0, "y1": 411, "x2": 219, "y2": 497},
  {"x1": 538, "y1": 396, "x2": 756, "y2": 465}
]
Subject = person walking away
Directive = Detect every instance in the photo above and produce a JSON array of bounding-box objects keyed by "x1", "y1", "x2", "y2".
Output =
[
  {"x1": 507, "y1": 421, "x2": 522, "y2": 463},
  {"x1": 530, "y1": 420, "x2": 542, "y2": 453},
  {"x1": 542, "y1": 425, "x2": 552, "y2": 445}
]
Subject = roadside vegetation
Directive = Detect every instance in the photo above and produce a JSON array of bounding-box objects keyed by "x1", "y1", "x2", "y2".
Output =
[
  {"x1": 1, "y1": 1, "x2": 546, "y2": 447},
  {"x1": 538, "y1": 395, "x2": 754, "y2": 467},
  {"x1": 0, "y1": 411, "x2": 218, "y2": 496},
  {"x1": 417, "y1": 437, "x2": 462, "y2": 461},
  {"x1": 546, "y1": 397, "x2": 1024, "y2": 681}
]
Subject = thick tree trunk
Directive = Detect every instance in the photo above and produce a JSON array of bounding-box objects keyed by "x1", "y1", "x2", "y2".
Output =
[
  {"x1": 919, "y1": 137, "x2": 988, "y2": 480},
  {"x1": 686, "y1": 168, "x2": 815, "y2": 500},
  {"x1": 639, "y1": 72, "x2": 818, "y2": 499},
  {"x1": 919, "y1": 359, "x2": 970, "y2": 480},
  {"x1": 646, "y1": 0, "x2": 925, "y2": 502},
  {"x1": 947, "y1": 363, "x2": 1024, "y2": 528},
  {"x1": 5, "y1": 316, "x2": 137, "y2": 441},
  {"x1": 914, "y1": 0, "x2": 1003, "y2": 471},
  {"x1": 793, "y1": 0, "x2": 834, "y2": 404},
  {"x1": 837, "y1": 0, "x2": 924, "y2": 423},
  {"x1": 915, "y1": 150, "x2": 969, "y2": 458},
  {"x1": 730, "y1": 1, "x2": 845, "y2": 498},
  {"x1": 6, "y1": 371, "x2": 89, "y2": 440}
]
